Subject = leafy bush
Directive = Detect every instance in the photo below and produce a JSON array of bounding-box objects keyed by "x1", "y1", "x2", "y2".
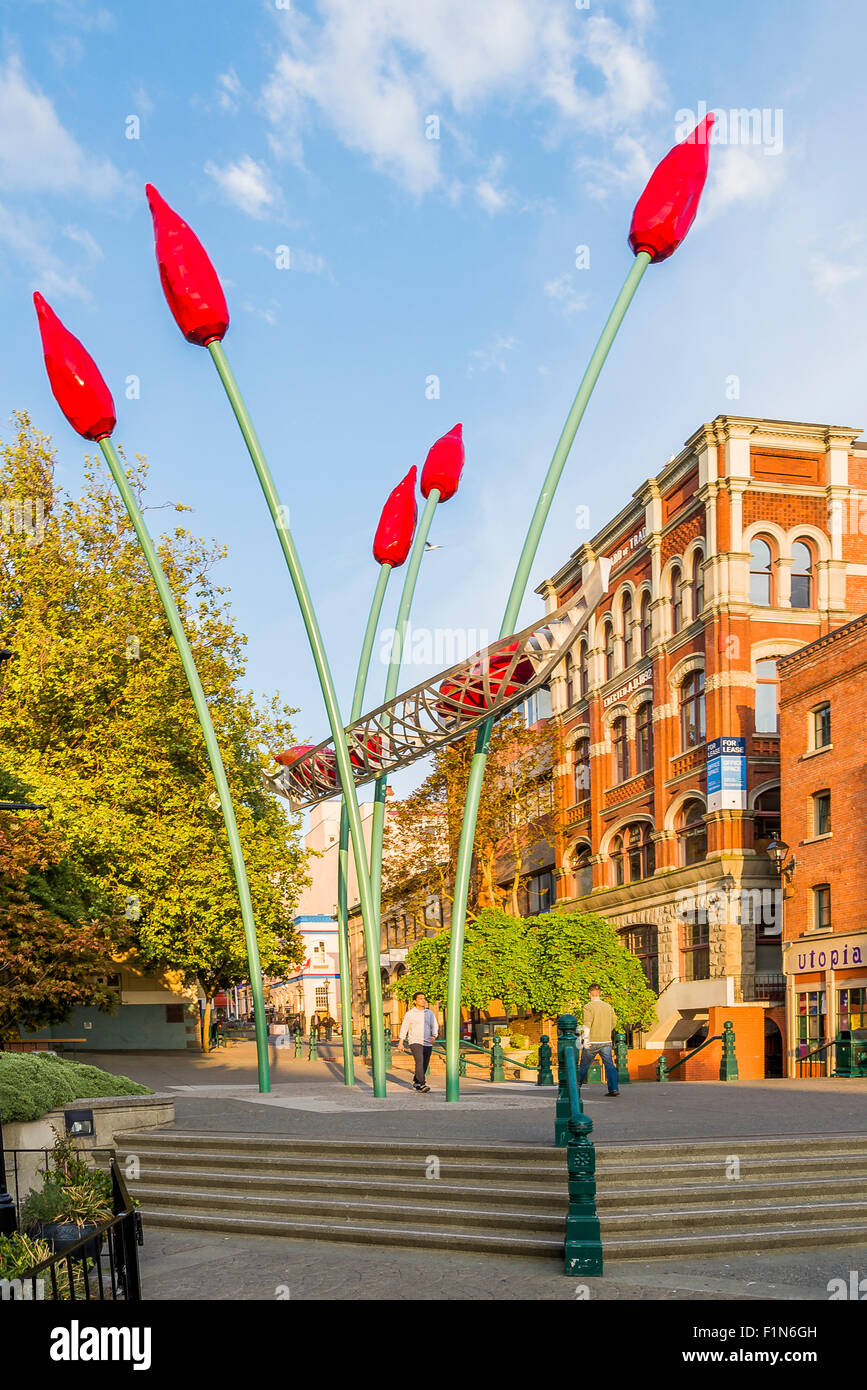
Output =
[
  {"x1": 525, "y1": 1046, "x2": 539, "y2": 1068},
  {"x1": 21, "y1": 1130, "x2": 112, "y2": 1231},
  {"x1": 509, "y1": 1033, "x2": 531, "y2": 1050},
  {"x1": 0, "y1": 1230, "x2": 90, "y2": 1299},
  {"x1": 0, "y1": 1052, "x2": 151, "y2": 1123}
]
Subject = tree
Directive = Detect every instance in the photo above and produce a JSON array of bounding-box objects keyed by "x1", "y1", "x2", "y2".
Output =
[
  {"x1": 395, "y1": 905, "x2": 657, "y2": 1033},
  {"x1": 0, "y1": 414, "x2": 308, "y2": 1044},
  {"x1": 382, "y1": 709, "x2": 554, "y2": 927},
  {"x1": 0, "y1": 788, "x2": 124, "y2": 1041}
]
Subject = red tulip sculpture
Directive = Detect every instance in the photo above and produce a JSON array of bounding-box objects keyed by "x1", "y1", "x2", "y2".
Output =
[
  {"x1": 33, "y1": 292, "x2": 116, "y2": 441},
  {"x1": 629, "y1": 113, "x2": 715, "y2": 262}
]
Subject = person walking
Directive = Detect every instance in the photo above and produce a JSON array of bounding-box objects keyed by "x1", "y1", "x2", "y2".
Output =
[
  {"x1": 397, "y1": 993, "x2": 438, "y2": 1092},
  {"x1": 577, "y1": 983, "x2": 620, "y2": 1097}
]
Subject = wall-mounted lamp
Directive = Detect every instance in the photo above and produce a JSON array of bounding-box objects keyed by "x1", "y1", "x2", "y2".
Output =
[{"x1": 766, "y1": 836, "x2": 796, "y2": 883}]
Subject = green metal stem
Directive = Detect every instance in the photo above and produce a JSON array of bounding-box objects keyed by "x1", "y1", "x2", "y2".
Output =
[
  {"x1": 98, "y1": 437, "x2": 271, "y2": 1094},
  {"x1": 207, "y1": 339, "x2": 388, "y2": 1097},
  {"x1": 444, "y1": 252, "x2": 651, "y2": 1101},
  {"x1": 336, "y1": 559, "x2": 392, "y2": 1084},
  {"x1": 368, "y1": 489, "x2": 439, "y2": 919}
]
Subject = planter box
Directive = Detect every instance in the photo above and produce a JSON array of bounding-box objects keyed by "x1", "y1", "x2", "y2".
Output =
[{"x1": 4, "y1": 1093, "x2": 174, "y2": 1208}]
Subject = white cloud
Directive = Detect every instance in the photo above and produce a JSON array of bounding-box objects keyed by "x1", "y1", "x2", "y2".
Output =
[
  {"x1": 467, "y1": 334, "x2": 518, "y2": 376},
  {"x1": 0, "y1": 55, "x2": 126, "y2": 197},
  {"x1": 63, "y1": 224, "x2": 103, "y2": 259},
  {"x1": 262, "y1": 0, "x2": 663, "y2": 196},
  {"x1": 809, "y1": 256, "x2": 863, "y2": 297},
  {"x1": 699, "y1": 144, "x2": 785, "y2": 226},
  {"x1": 0, "y1": 201, "x2": 89, "y2": 300},
  {"x1": 543, "y1": 271, "x2": 588, "y2": 316},
  {"x1": 204, "y1": 155, "x2": 276, "y2": 218},
  {"x1": 218, "y1": 69, "x2": 243, "y2": 113}
]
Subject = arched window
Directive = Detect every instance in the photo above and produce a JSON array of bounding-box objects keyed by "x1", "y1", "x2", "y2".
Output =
[
  {"x1": 564, "y1": 652, "x2": 576, "y2": 708},
  {"x1": 753, "y1": 785, "x2": 780, "y2": 854},
  {"x1": 749, "y1": 537, "x2": 774, "y2": 606},
  {"x1": 791, "y1": 541, "x2": 814, "y2": 609},
  {"x1": 612, "y1": 715, "x2": 630, "y2": 783},
  {"x1": 640, "y1": 592, "x2": 652, "y2": 654},
  {"x1": 578, "y1": 640, "x2": 589, "y2": 699},
  {"x1": 627, "y1": 823, "x2": 655, "y2": 881},
  {"x1": 671, "y1": 566, "x2": 683, "y2": 633},
  {"x1": 755, "y1": 658, "x2": 779, "y2": 734},
  {"x1": 691, "y1": 550, "x2": 704, "y2": 619},
  {"x1": 622, "y1": 591, "x2": 633, "y2": 668},
  {"x1": 635, "y1": 700, "x2": 654, "y2": 772},
  {"x1": 611, "y1": 835, "x2": 625, "y2": 886},
  {"x1": 603, "y1": 621, "x2": 615, "y2": 681},
  {"x1": 680, "y1": 670, "x2": 706, "y2": 749},
  {"x1": 572, "y1": 843, "x2": 593, "y2": 896},
  {"x1": 679, "y1": 799, "x2": 707, "y2": 866},
  {"x1": 573, "y1": 736, "x2": 591, "y2": 803}
]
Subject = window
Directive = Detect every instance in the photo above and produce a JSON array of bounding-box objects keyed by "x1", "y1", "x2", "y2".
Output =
[
  {"x1": 797, "y1": 988, "x2": 826, "y2": 1058},
  {"x1": 564, "y1": 653, "x2": 575, "y2": 708},
  {"x1": 315, "y1": 985, "x2": 330, "y2": 1010},
  {"x1": 572, "y1": 843, "x2": 593, "y2": 896},
  {"x1": 692, "y1": 551, "x2": 705, "y2": 618},
  {"x1": 520, "y1": 869, "x2": 555, "y2": 916},
  {"x1": 520, "y1": 685, "x2": 552, "y2": 726},
  {"x1": 813, "y1": 884, "x2": 831, "y2": 931},
  {"x1": 635, "y1": 701, "x2": 654, "y2": 773},
  {"x1": 625, "y1": 822, "x2": 653, "y2": 878},
  {"x1": 749, "y1": 537, "x2": 774, "y2": 606},
  {"x1": 755, "y1": 658, "x2": 780, "y2": 734},
  {"x1": 640, "y1": 592, "x2": 652, "y2": 655},
  {"x1": 813, "y1": 791, "x2": 831, "y2": 836},
  {"x1": 622, "y1": 592, "x2": 633, "y2": 668},
  {"x1": 753, "y1": 786, "x2": 781, "y2": 854},
  {"x1": 838, "y1": 987, "x2": 866, "y2": 1031},
  {"x1": 679, "y1": 799, "x2": 707, "y2": 866},
  {"x1": 671, "y1": 566, "x2": 683, "y2": 633},
  {"x1": 578, "y1": 641, "x2": 589, "y2": 699},
  {"x1": 812, "y1": 703, "x2": 831, "y2": 749},
  {"x1": 612, "y1": 715, "x2": 630, "y2": 783},
  {"x1": 611, "y1": 835, "x2": 625, "y2": 885},
  {"x1": 680, "y1": 670, "x2": 705, "y2": 749},
  {"x1": 791, "y1": 541, "x2": 814, "y2": 609},
  {"x1": 681, "y1": 918, "x2": 710, "y2": 981},
  {"x1": 622, "y1": 925, "x2": 659, "y2": 993},
  {"x1": 603, "y1": 622, "x2": 615, "y2": 681},
  {"x1": 573, "y1": 736, "x2": 591, "y2": 803}
]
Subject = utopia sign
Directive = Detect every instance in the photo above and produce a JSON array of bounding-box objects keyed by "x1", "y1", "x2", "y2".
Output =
[{"x1": 784, "y1": 932, "x2": 866, "y2": 974}]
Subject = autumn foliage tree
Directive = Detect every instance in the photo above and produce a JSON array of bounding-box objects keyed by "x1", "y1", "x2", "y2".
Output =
[{"x1": 0, "y1": 414, "x2": 308, "y2": 1039}]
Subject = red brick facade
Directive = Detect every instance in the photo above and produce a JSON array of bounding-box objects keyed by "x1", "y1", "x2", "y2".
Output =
[
  {"x1": 778, "y1": 613, "x2": 867, "y2": 1075},
  {"x1": 540, "y1": 416, "x2": 867, "y2": 1076}
]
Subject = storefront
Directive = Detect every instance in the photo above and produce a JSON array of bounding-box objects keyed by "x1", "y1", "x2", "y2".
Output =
[{"x1": 783, "y1": 930, "x2": 867, "y2": 1076}]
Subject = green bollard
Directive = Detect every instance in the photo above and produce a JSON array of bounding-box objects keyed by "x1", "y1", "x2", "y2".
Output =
[
  {"x1": 308, "y1": 1030, "x2": 318, "y2": 1062},
  {"x1": 614, "y1": 1030, "x2": 631, "y2": 1085},
  {"x1": 490, "y1": 1035, "x2": 506, "y2": 1082},
  {"x1": 537, "y1": 1034, "x2": 555, "y2": 1086},
  {"x1": 360, "y1": 1027, "x2": 368, "y2": 1061},
  {"x1": 384, "y1": 1025, "x2": 392, "y2": 1069},
  {"x1": 294, "y1": 1030, "x2": 303, "y2": 1059},
  {"x1": 656, "y1": 1054, "x2": 669, "y2": 1082},
  {"x1": 719, "y1": 1020, "x2": 739, "y2": 1081},
  {"x1": 564, "y1": 1106, "x2": 603, "y2": 1278},
  {"x1": 555, "y1": 1014, "x2": 580, "y2": 1147}
]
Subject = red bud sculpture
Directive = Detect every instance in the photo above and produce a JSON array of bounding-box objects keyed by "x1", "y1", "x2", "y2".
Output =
[
  {"x1": 373, "y1": 466, "x2": 418, "y2": 567},
  {"x1": 420, "y1": 423, "x2": 463, "y2": 502},
  {"x1": 33, "y1": 292, "x2": 116, "y2": 441},
  {"x1": 146, "y1": 184, "x2": 230, "y2": 346},
  {"x1": 628, "y1": 114, "x2": 715, "y2": 263}
]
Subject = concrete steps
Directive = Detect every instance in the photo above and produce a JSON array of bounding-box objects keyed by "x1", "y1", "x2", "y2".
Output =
[{"x1": 112, "y1": 1129, "x2": 867, "y2": 1263}]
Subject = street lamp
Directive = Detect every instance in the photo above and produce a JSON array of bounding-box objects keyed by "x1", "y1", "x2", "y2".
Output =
[{"x1": 766, "y1": 836, "x2": 796, "y2": 882}]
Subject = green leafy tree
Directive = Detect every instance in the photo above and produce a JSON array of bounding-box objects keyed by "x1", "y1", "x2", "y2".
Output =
[
  {"x1": 0, "y1": 414, "x2": 308, "y2": 1044},
  {"x1": 396, "y1": 905, "x2": 656, "y2": 1032}
]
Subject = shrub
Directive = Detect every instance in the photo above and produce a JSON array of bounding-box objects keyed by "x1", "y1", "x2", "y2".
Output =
[
  {"x1": 0, "y1": 1052, "x2": 151, "y2": 1123},
  {"x1": 525, "y1": 1046, "x2": 539, "y2": 1068},
  {"x1": 509, "y1": 1033, "x2": 531, "y2": 1050}
]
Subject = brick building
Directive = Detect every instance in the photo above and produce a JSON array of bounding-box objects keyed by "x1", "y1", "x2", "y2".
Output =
[
  {"x1": 539, "y1": 415, "x2": 867, "y2": 1075},
  {"x1": 778, "y1": 613, "x2": 867, "y2": 1075}
]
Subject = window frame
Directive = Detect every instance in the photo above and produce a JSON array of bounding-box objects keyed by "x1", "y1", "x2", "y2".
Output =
[
  {"x1": 621, "y1": 591, "x2": 633, "y2": 668},
  {"x1": 812, "y1": 790, "x2": 831, "y2": 837},
  {"x1": 755, "y1": 658, "x2": 780, "y2": 735},
  {"x1": 635, "y1": 700, "x2": 654, "y2": 773},
  {"x1": 612, "y1": 714, "x2": 630, "y2": 784},
  {"x1": 680, "y1": 669, "x2": 706, "y2": 750},
  {"x1": 812, "y1": 883, "x2": 831, "y2": 931},
  {"x1": 811, "y1": 702, "x2": 831, "y2": 750},
  {"x1": 790, "y1": 539, "x2": 814, "y2": 610},
  {"x1": 671, "y1": 565, "x2": 683, "y2": 634},
  {"x1": 749, "y1": 536, "x2": 774, "y2": 606}
]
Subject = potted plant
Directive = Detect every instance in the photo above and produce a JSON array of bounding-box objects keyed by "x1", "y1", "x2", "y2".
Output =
[
  {"x1": 0, "y1": 1230, "x2": 90, "y2": 1299},
  {"x1": 20, "y1": 1130, "x2": 112, "y2": 1259}
]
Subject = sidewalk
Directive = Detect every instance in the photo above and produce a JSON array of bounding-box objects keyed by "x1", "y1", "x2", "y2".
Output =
[{"x1": 86, "y1": 1045, "x2": 867, "y2": 1145}]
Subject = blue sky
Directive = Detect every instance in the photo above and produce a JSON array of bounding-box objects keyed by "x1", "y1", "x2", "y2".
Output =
[{"x1": 2, "y1": 0, "x2": 867, "y2": 802}]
